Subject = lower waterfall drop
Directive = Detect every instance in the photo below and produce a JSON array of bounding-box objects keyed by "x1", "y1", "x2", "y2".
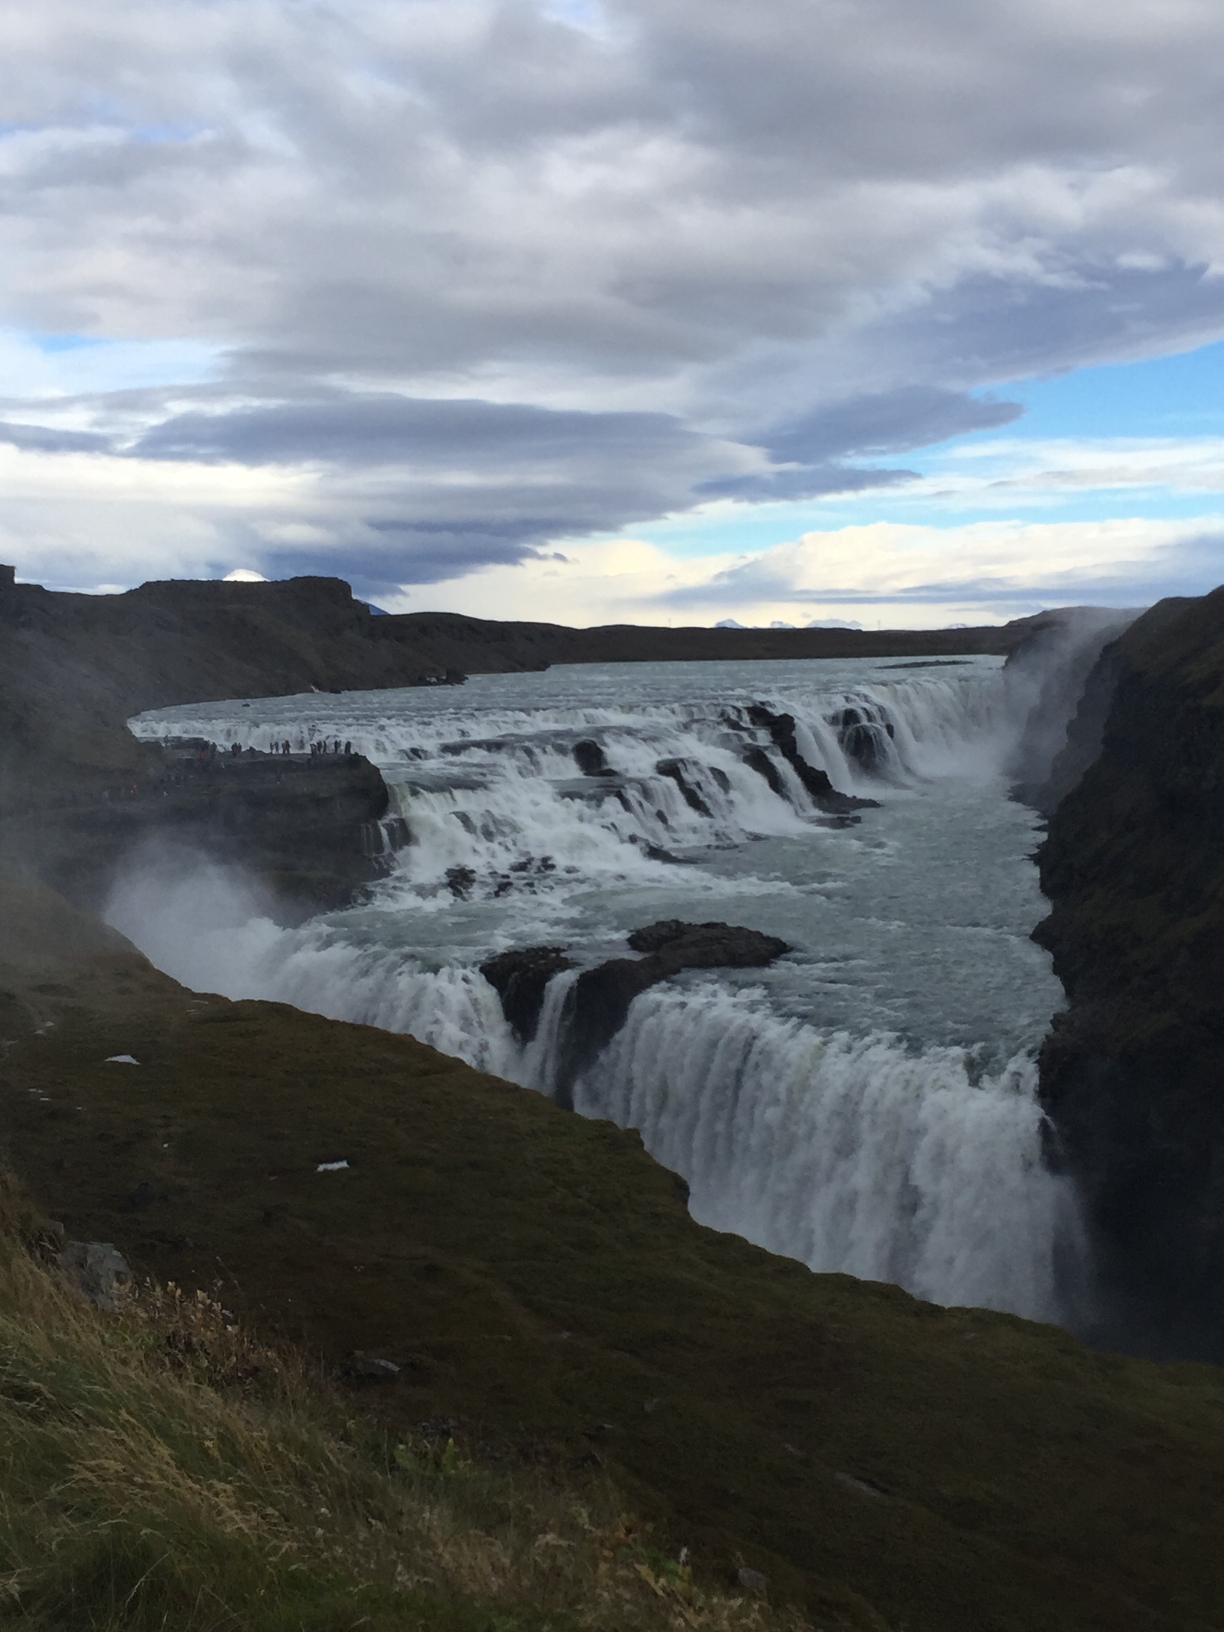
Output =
[{"x1": 570, "y1": 985, "x2": 1086, "y2": 1323}]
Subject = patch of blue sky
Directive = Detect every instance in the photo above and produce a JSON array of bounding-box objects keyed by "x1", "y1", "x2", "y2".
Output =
[
  {"x1": 538, "y1": 0, "x2": 613, "y2": 36},
  {"x1": 33, "y1": 333, "x2": 109, "y2": 355},
  {"x1": 983, "y1": 340, "x2": 1224, "y2": 442},
  {"x1": 78, "y1": 90, "x2": 209, "y2": 144},
  {"x1": 6, "y1": 330, "x2": 221, "y2": 396},
  {"x1": 630, "y1": 340, "x2": 1224, "y2": 558},
  {"x1": 127, "y1": 122, "x2": 210, "y2": 146}
]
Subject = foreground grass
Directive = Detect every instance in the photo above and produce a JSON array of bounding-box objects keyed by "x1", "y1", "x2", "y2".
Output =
[{"x1": 0, "y1": 1180, "x2": 811, "y2": 1632}]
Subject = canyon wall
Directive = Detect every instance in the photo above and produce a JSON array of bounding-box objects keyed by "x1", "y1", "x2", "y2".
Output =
[{"x1": 1034, "y1": 587, "x2": 1224, "y2": 1356}]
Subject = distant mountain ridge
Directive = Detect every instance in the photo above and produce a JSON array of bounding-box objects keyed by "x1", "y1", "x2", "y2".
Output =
[{"x1": 0, "y1": 568, "x2": 1055, "y2": 803}]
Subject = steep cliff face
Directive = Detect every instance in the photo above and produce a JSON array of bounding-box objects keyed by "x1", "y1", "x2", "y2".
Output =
[
  {"x1": 0, "y1": 575, "x2": 539, "y2": 806},
  {"x1": 1034, "y1": 588, "x2": 1224, "y2": 1356},
  {"x1": 0, "y1": 750, "x2": 393, "y2": 917}
]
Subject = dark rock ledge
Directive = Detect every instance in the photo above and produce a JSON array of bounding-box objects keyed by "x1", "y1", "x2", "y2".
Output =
[
  {"x1": 745, "y1": 705, "x2": 879, "y2": 817},
  {"x1": 0, "y1": 743, "x2": 399, "y2": 919},
  {"x1": 483, "y1": 920, "x2": 790, "y2": 1110}
]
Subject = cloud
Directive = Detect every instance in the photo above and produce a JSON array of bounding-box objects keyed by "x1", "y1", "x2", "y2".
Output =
[
  {"x1": 358, "y1": 515, "x2": 1224, "y2": 632},
  {"x1": 0, "y1": 420, "x2": 112, "y2": 453},
  {"x1": 130, "y1": 396, "x2": 704, "y2": 468},
  {"x1": 661, "y1": 516, "x2": 1224, "y2": 615},
  {"x1": 764, "y1": 389, "x2": 1024, "y2": 464},
  {"x1": 5, "y1": 1, "x2": 1224, "y2": 595},
  {"x1": 696, "y1": 463, "x2": 919, "y2": 502}
]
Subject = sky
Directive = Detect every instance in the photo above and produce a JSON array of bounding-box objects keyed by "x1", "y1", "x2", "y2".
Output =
[{"x1": 4, "y1": 0, "x2": 1224, "y2": 629}]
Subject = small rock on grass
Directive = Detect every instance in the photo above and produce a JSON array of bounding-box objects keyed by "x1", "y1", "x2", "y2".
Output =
[{"x1": 62, "y1": 1241, "x2": 133, "y2": 1311}]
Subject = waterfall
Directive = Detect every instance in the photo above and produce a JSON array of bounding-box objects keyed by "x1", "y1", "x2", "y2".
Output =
[
  {"x1": 131, "y1": 663, "x2": 1032, "y2": 902},
  {"x1": 117, "y1": 651, "x2": 1092, "y2": 1328},
  {"x1": 572, "y1": 985, "x2": 1085, "y2": 1323}
]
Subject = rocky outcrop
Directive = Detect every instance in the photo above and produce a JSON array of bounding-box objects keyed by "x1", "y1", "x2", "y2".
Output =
[
  {"x1": 0, "y1": 746, "x2": 395, "y2": 917},
  {"x1": 479, "y1": 945, "x2": 576, "y2": 1042},
  {"x1": 481, "y1": 922, "x2": 789, "y2": 1079},
  {"x1": 62, "y1": 1240, "x2": 134, "y2": 1310},
  {"x1": 745, "y1": 705, "x2": 879, "y2": 816},
  {"x1": 572, "y1": 739, "x2": 613, "y2": 777},
  {"x1": 1033, "y1": 589, "x2": 1224, "y2": 1357},
  {"x1": 553, "y1": 920, "x2": 789, "y2": 1106},
  {"x1": 655, "y1": 758, "x2": 715, "y2": 817}
]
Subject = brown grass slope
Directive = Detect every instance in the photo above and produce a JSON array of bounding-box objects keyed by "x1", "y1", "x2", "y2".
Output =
[
  {"x1": 0, "y1": 1175, "x2": 813, "y2": 1632},
  {"x1": 2, "y1": 874, "x2": 1223, "y2": 1631}
]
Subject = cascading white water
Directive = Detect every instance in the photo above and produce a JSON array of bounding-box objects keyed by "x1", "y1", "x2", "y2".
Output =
[
  {"x1": 117, "y1": 653, "x2": 1090, "y2": 1327},
  {"x1": 574, "y1": 986, "x2": 1079, "y2": 1321}
]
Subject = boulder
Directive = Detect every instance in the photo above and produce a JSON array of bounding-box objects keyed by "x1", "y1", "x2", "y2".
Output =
[
  {"x1": 573, "y1": 739, "x2": 613, "y2": 777},
  {"x1": 62, "y1": 1241, "x2": 133, "y2": 1311}
]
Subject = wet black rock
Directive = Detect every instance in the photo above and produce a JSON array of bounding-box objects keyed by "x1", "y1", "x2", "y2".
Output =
[
  {"x1": 445, "y1": 865, "x2": 477, "y2": 900},
  {"x1": 741, "y1": 744, "x2": 787, "y2": 798},
  {"x1": 554, "y1": 920, "x2": 789, "y2": 1108},
  {"x1": 624, "y1": 920, "x2": 787, "y2": 961},
  {"x1": 745, "y1": 705, "x2": 879, "y2": 814},
  {"x1": 655, "y1": 758, "x2": 714, "y2": 818},
  {"x1": 480, "y1": 945, "x2": 577, "y2": 1042},
  {"x1": 833, "y1": 706, "x2": 894, "y2": 774},
  {"x1": 573, "y1": 739, "x2": 613, "y2": 777}
]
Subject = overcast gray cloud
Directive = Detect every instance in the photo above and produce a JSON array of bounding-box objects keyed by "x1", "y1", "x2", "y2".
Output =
[
  {"x1": 700, "y1": 386, "x2": 1022, "y2": 499},
  {"x1": 0, "y1": 421, "x2": 112, "y2": 454},
  {"x1": 131, "y1": 396, "x2": 704, "y2": 467},
  {"x1": 3, "y1": 0, "x2": 1224, "y2": 595}
]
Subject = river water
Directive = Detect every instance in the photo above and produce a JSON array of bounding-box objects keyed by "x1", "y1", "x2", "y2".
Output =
[{"x1": 118, "y1": 654, "x2": 1087, "y2": 1325}]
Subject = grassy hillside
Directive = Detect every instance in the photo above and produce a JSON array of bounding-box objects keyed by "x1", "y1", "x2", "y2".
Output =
[
  {"x1": 3, "y1": 873, "x2": 1224, "y2": 1630},
  {"x1": 0, "y1": 1174, "x2": 810, "y2": 1632}
]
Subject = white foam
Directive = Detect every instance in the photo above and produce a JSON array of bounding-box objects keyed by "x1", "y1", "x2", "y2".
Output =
[{"x1": 574, "y1": 985, "x2": 1086, "y2": 1322}]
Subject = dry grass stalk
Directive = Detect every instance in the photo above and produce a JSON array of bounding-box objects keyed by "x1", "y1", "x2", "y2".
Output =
[{"x1": 0, "y1": 1176, "x2": 819, "y2": 1631}]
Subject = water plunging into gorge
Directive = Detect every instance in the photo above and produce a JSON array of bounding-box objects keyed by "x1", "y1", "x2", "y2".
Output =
[{"x1": 114, "y1": 653, "x2": 1089, "y2": 1326}]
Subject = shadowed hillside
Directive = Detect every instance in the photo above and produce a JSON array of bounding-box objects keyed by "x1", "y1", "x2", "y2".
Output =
[{"x1": 1035, "y1": 587, "x2": 1224, "y2": 1358}]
